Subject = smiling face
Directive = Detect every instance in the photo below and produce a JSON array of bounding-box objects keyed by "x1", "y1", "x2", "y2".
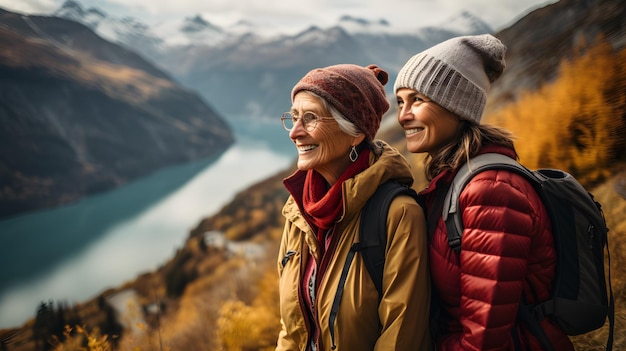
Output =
[
  {"x1": 396, "y1": 88, "x2": 461, "y2": 155},
  {"x1": 289, "y1": 92, "x2": 364, "y2": 184}
]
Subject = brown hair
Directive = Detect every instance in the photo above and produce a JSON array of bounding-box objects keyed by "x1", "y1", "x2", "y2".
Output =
[{"x1": 425, "y1": 121, "x2": 516, "y2": 180}]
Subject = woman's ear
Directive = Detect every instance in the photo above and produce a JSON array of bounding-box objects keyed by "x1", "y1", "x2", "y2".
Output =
[{"x1": 352, "y1": 133, "x2": 366, "y2": 147}]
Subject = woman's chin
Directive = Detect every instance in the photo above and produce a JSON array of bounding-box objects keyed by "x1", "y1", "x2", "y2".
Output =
[{"x1": 406, "y1": 141, "x2": 425, "y2": 154}]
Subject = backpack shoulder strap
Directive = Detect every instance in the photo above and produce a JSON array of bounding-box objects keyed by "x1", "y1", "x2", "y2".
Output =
[
  {"x1": 360, "y1": 180, "x2": 418, "y2": 298},
  {"x1": 443, "y1": 153, "x2": 538, "y2": 253}
]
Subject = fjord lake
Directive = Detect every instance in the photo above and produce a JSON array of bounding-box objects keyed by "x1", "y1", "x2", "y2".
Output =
[{"x1": 0, "y1": 128, "x2": 293, "y2": 328}]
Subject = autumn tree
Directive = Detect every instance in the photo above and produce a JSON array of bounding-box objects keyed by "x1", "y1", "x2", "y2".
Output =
[{"x1": 486, "y1": 38, "x2": 626, "y2": 187}]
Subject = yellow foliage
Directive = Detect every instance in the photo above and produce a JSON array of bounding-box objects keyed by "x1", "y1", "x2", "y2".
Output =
[
  {"x1": 52, "y1": 325, "x2": 113, "y2": 351},
  {"x1": 485, "y1": 39, "x2": 626, "y2": 186},
  {"x1": 224, "y1": 222, "x2": 250, "y2": 241},
  {"x1": 252, "y1": 268, "x2": 281, "y2": 318},
  {"x1": 216, "y1": 301, "x2": 278, "y2": 351},
  {"x1": 215, "y1": 267, "x2": 281, "y2": 351},
  {"x1": 250, "y1": 208, "x2": 267, "y2": 227}
]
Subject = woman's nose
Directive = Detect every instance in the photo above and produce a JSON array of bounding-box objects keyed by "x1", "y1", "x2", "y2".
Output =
[
  {"x1": 289, "y1": 118, "x2": 306, "y2": 139},
  {"x1": 397, "y1": 104, "x2": 412, "y2": 123}
]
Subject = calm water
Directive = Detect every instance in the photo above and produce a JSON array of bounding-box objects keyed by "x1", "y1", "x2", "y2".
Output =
[{"x1": 0, "y1": 136, "x2": 293, "y2": 328}]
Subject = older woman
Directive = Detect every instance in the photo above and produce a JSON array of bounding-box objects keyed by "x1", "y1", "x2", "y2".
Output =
[
  {"x1": 276, "y1": 64, "x2": 431, "y2": 351},
  {"x1": 394, "y1": 34, "x2": 574, "y2": 350}
]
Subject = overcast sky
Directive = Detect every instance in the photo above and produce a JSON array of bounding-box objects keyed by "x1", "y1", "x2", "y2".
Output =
[{"x1": 1, "y1": 0, "x2": 557, "y2": 35}]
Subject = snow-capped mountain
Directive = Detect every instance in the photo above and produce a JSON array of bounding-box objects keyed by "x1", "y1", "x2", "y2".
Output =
[
  {"x1": 152, "y1": 14, "x2": 266, "y2": 47},
  {"x1": 53, "y1": 0, "x2": 163, "y2": 55},
  {"x1": 176, "y1": 15, "x2": 228, "y2": 46},
  {"x1": 338, "y1": 15, "x2": 392, "y2": 35},
  {"x1": 53, "y1": 0, "x2": 105, "y2": 28},
  {"x1": 52, "y1": 0, "x2": 493, "y2": 50},
  {"x1": 51, "y1": 0, "x2": 493, "y2": 120},
  {"x1": 52, "y1": 0, "x2": 262, "y2": 49},
  {"x1": 429, "y1": 10, "x2": 493, "y2": 36}
]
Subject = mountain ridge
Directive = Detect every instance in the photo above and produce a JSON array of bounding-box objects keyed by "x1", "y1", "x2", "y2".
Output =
[
  {"x1": 51, "y1": 0, "x2": 492, "y2": 47},
  {"x1": 0, "y1": 8, "x2": 234, "y2": 218},
  {"x1": 50, "y1": 0, "x2": 494, "y2": 120},
  {"x1": 485, "y1": 0, "x2": 626, "y2": 112}
]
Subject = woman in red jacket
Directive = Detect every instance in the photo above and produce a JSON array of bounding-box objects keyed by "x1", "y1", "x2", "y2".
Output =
[{"x1": 393, "y1": 34, "x2": 574, "y2": 350}]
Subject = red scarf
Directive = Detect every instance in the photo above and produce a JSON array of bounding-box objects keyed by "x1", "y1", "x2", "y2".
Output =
[{"x1": 302, "y1": 148, "x2": 370, "y2": 235}]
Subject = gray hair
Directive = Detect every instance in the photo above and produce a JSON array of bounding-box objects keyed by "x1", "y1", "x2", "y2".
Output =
[{"x1": 305, "y1": 91, "x2": 362, "y2": 137}]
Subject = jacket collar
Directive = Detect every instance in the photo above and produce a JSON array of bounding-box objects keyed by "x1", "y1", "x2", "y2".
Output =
[
  {"x1": 420, "y1": 144, "x2": 517, "y2": 197},
  {"x1": 282, "y1": 140, "x2": 414, "y2": 230}
]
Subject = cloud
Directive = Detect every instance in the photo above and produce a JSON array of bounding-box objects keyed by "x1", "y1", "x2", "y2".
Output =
[{"x1": 0, "y1": 0, "x2": 57, "y2": 14}]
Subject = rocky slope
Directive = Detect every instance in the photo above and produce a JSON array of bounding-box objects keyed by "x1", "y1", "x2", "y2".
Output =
[
  {"x1": 485, "y1": 0, "x2": 626, "y2": 112},
  {"x1": 0, "y1": 9, "x2": 234, "y2": 218}
]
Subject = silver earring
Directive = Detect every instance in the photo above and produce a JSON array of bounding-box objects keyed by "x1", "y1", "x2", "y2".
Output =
[{"x1": 349, "y1": 146, "x2": 358, "y2": 162}]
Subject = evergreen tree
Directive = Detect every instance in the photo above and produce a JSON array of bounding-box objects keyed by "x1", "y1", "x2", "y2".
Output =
[{"x1": 33, "y1": 301, "x2": 54, "y2": 351}]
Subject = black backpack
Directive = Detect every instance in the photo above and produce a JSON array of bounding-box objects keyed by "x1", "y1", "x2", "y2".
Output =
[
  {"x1": 360, "y1": 155, "x2": 614, "y2": 350},
  {"x1": 330, "y1": 180, "x2": 420, "y2": 349},
  {"x1": 442, "y1": 153, "x2": 614, "y2": 350},
  {"x1": 359, "y1": 180, "x2": 420, "y2": 298}
]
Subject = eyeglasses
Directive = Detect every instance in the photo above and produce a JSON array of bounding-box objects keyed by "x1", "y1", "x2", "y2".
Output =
[{"x1": 281, "y1": 112, "x2": 335, "y2": 132}]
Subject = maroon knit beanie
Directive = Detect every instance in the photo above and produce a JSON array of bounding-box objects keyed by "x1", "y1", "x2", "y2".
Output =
[{"x1": 291, "y1": 64, "x2": 390, "y2": 141}]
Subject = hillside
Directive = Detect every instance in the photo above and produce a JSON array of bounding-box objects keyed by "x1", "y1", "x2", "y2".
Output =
[
  {"x1": 0, "y1": 9, "x2": 234, "y2": 218},
  {"x1": 485, "y1": 0, "x2": 626, "y2": 113}
]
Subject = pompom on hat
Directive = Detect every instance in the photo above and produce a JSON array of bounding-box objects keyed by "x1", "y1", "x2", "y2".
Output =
[
  {"x1": 394, "y1": 34, "x2": 506, "y2": 124},
  {"x1": 292, "y1": 64, "x2": 390, "y2": 141}
]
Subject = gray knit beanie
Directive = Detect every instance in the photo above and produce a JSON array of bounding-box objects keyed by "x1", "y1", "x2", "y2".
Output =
[{"x1": 394, "y1": 34, "x2": 506, "y2": 124}]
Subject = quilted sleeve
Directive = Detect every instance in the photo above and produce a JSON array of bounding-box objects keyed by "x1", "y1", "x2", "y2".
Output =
[{"x1": 456, "y1": 169, "x2": 543, "y2": 350}]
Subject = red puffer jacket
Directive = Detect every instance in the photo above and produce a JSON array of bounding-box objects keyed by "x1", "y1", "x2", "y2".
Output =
[{"x1": 421, "y1": 146, "x2": 574, "y2": 351}]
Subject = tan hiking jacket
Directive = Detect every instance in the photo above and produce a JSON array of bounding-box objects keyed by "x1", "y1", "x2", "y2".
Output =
[{"x1": 276, "y1": 141, "x2": 431, "y2": 351}]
